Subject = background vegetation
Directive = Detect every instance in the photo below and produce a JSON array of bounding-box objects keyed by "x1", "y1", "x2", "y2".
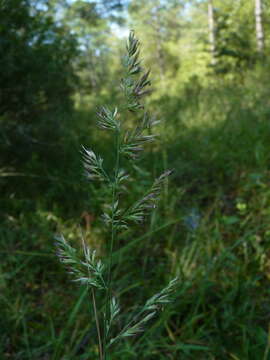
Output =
[{"x1": 2, "y1": 0, "x2": 270, "y2": 358}]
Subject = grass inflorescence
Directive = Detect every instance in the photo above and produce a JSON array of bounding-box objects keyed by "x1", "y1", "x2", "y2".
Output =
[{"x1": 55, "y1": 31, "x2": 177, "y2": 360}]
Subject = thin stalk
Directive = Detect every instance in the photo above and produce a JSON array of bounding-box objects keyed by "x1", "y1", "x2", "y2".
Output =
[
  {"x1": 263, "y1": 323, "x2": 270, "y2": 360},
  {"x1": 91, "y1": 288, "x2": 103, "y2": 360},
  {"x1": 81, "y1": 234, "x2": 104, "y2": 360},
  {"x1": 104, "y1": 129, "x2": 121, "y2": 359}
]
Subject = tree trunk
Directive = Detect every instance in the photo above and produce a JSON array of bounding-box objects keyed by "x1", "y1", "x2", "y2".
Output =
[
  {"x1": 208, "y1": 0, "x2": 216, "y2": 66},
  {"x1": 152, "y1": 3, "x2": 166, "y2": 83},
  {"x1": 255, "y1": 0, "x2": 264, "y2": 53}
]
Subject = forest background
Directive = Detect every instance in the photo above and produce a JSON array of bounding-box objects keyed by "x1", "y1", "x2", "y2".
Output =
[{"x1": 2, "y1": 0, "x2": 270, "y2": 359}]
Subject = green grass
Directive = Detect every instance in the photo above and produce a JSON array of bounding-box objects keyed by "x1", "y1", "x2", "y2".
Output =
[{"x1": 2, "y1": 52, "x2": 270, "y2": 359}]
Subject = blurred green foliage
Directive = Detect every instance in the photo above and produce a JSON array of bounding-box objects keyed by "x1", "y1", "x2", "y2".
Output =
[{"x1": 2, "y1": 0, "x2": 270, "y2": 358}]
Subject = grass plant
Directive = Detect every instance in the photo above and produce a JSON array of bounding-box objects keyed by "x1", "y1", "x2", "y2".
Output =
[
  {"x1": 56, "y1": 31, "x2": 177, "y2": 360},
  {"x1": 3, "y1": 26, "x2": 270, "y2": 360}
]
